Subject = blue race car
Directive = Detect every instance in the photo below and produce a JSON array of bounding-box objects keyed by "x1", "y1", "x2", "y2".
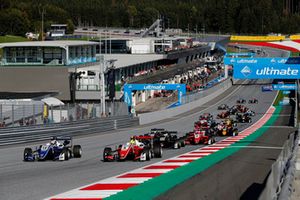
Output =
[{"x1": 23, "y1": 136, "x2": 82, "y2": 161}]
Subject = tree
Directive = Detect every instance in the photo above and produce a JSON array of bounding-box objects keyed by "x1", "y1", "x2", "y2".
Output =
[
  {"x1": 127, "y1": 5, "x2": 137, "y2": 27},
  {"x1": 0, "y1": 8, "x2": 30, "y2": 36}
]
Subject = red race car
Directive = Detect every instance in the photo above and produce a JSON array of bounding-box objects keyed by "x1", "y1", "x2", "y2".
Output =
[
  {"x1": 185, "y1": 129, "x2": 215, "y2": 145},
  {"x1": 199, "y1": 113, "x2": 213, "y2": 121},
  {"x1": 236, "y1": 105, "x2": 249, "y2": 113},
  {"x1": 103, "y1": 137, "x2": 162, "y2": 162},
  {"x1": 194, "y1": 119, "x2": 211, "y2": 130},
  {"x1": 217, "y1": 111, "x2": 230, "y2": 119}
]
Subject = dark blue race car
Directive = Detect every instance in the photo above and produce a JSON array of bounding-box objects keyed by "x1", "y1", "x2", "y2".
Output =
[{"x1": 23, "y1": 136, "x2": 82, "y2": 161}]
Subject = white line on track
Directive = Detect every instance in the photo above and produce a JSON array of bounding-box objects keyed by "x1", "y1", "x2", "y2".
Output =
[{"x1": 228, "y1": 145, "x2": 283, "y2": 150}]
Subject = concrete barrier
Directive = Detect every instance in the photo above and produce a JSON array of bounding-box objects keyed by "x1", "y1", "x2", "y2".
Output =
[{"x1": 138, "y1": 79, "x2": 232, "y2": 125}]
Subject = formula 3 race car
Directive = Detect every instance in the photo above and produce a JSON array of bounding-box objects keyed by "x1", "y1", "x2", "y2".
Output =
[
  {"x1": 217, "y1": 104, "x2": 229, "y2": 110},
  {"x1": 185, "y1": 129, "x2": 216, "y2": 145},
  {"x1": 199, "y1": 113, "x2": 213, "y2": 121},
  {"x1": 23, "y1": 136, "x2": 82, "y2": 161},
  {"x1": 236, "y1": 98, "x2": 246, "y2": 104},
  {"x1": 236, "y1": 105, "x2": 249, "y2": 113},
  {"x1": 228, "y1": 106, "x2": 239, "y2": 115},
  {"x1": 236, "y1": 113, "x2": 252, "y2": 123},
  {"x1": 248, "y1": 98, "x2": 258, "y2": 104},
  {"x1": 215, "y1": 123, "x2": 239, "y2": 136},
  {"x1": 146, "y1": 128, "x2": 186, "y2": 149},
  {"x1": 217, "y1": 111, "x2": 230, "y2": 119},
  {"x1": 103, "y1": 137, "x2": 162, "y2": 162},
  {"x1": 245, "y1": 109, "x2": 255, "y2": 116}
]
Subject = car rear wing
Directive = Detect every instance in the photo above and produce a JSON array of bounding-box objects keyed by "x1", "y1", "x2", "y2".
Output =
[
  {"x1": 166, "y1": 131, "x2": 178, "y2": 135},
  {"x1": 51, "y1": 136, "x2": 72, "y2": 141},
  {"x1": 150, "y1": 128, "x2": 166, "y2": 132}
]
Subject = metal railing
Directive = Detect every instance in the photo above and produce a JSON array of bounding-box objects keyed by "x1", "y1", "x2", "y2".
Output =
[{"x1": 0, "y1": 115, "x2": 139, "y2": 146}]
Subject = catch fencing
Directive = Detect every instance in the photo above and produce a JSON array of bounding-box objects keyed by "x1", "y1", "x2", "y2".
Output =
[{"x1": 259, "y1": 131, "x2": 299, "y2": 200}]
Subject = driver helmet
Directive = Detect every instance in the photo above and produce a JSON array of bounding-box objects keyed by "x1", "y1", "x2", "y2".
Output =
[{"x1": 50, "y1": 139, "x2": 57, "y2": 145}]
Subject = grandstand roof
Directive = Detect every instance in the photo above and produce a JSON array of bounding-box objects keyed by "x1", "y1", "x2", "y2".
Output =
[{"x1": 0, "y1": 40, "x2": 98, "y2": 49}]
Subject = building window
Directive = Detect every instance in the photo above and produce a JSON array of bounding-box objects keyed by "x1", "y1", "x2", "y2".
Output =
[
  {"x1": 43, "y1": 47, "x2": 63, "y2": 64},
  {"x1": 16, "y1": 47, "x2": 25, "y2": 63}
]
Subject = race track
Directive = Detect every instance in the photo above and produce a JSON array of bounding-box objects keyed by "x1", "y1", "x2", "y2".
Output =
[{"x1": 0, "y1": 79, "x2": 277, "y2": 200}]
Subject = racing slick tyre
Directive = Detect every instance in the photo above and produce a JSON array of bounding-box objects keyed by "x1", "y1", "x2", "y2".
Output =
[
  {"x1": 174, "y1": 142, "x2": 181, "y2": 149},
  {"x1": 145, "y1": 149, "x2": 151, "y2": 161},
  {"x1": 249, "y1": 119, "x2": 252, "y2": 123},
  {"x1": 153, "y1": 143, "x2": 163, "y2": 158},
  {"x1": 73, "y1": 145, "x2": 82, "y2": 158},
  {"x1": 180, "y1": 139, "x2": 185, "y2": 147},
  {"x1": 62, "y1": 148, "x2": 70, "y2": 160},
  {"x1": 103, "y1": 147, "x2": 113, "y2": 162},
  {"x1": 23, "y1": 148, "x2": 32, "y2": 161},
  {"x1": 232, "y1": 129, "x2": 239, "y2": 136}
]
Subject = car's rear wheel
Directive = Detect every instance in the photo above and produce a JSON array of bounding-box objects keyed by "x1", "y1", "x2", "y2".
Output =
[
  {"x1": 103, "y1": 147, "x2": 112, "y2": 162},
  {"x1": 73, "y1": 145, "x2": 82, "y2": 158},
  {"x1": 153, "y1": 143, "x2": 162, "y2": 158},
  {"x1": 233, "y1": 129, "x2": 239, "y2": 136},
  {"x1": 23, "y1": 148, "x2": 32, "y2": 161},
  {"x1": 145, "y1": 149, "x2": 151, "y2": 161},
  {"x1": 174, "y1": 141, "x2": 181, "y2": 149},
  {"x1": 180, "y1": 139, "x2": 185, "y2": 147},
  {"x1": 62, "y1": 148, "x2": 69, "y2": 160}
]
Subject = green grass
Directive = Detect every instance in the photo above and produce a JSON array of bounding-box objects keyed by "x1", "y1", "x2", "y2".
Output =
[
  {"x1": 290, "y1": 52, "x2": 300, "y2": 57},
  {"x1": 226, "y1": 46, "x2": 249, "y2": 53},
  {"x1": 273, "y1": 91, "x2": 284, "y2": 106},
  {"x1": 0, "y1": 35, "x2": 28, "y2": 43}
]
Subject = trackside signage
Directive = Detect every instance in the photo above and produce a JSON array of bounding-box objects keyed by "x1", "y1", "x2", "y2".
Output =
[
  {"x1": 272, "y1": 84, "x2": 297, "y2": 90},
  {"x1": 123, "y1": 84, "x2": 186, "y2": 108},
  {"x1": 224, "y1": 57, "x2": 289, "y2": 65},
  {"x1": 234, "y1": 64, "x2": 300, "y2": 79}
]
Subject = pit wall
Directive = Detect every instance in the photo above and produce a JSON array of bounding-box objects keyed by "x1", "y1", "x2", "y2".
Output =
[{"x1": 138, "y1": 79, "x2": 232, "y2": 125}]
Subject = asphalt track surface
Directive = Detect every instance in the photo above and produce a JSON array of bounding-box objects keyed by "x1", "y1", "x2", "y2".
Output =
[
  {"x1": 156, "y1": 106, "x2": 295, "y2": 200},
  {"x1": 0, "y1": 79, "x2": 276, "y2": 200}
]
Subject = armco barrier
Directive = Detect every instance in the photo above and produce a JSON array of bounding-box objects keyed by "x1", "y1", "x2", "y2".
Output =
[
  {"x1": 138, "y1": 79, "x2": 232, "y2": 125},
  {"x1": 0, "y1": 115, "x2": 139, "y2": 146},
  {"x1": 259, "y1": 131, "x2": 298, "y2": 200}
]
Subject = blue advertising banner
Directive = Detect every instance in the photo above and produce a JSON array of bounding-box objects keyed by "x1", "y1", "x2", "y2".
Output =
[
  {"x1": 233, "y1": 63, "x2": 300, "y2": 79},
  {"x1": 224, "y1": 57, "x2": 289, "y2": 65},
  {"x1": 261, "y1": 85, "x2": 273, "y2": 92},
  {"x1": 123, "y1": 84, "x2": 186, "y2": 108},
  {"x1": 272, "y1": 84, "x2": 297, "y2": 90}
]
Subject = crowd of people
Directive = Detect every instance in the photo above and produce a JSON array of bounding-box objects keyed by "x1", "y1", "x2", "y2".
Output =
[{"x1": 18, "y1": 118, "x2": 37, "y2": 126}]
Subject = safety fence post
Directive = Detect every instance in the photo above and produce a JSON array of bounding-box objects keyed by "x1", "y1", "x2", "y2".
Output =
[
  {"x1": 11, "y1": 104, "x2": 14, "y2": 127},
  {"x1": 60, "y1": 104, "x2": 62, "y2": 122},
  {"x1": 50, "y1": 104, "x2": 54, "y2": 123},
  {"x1": 67, "y1": 103, "x2": 70, "y2": 121}
]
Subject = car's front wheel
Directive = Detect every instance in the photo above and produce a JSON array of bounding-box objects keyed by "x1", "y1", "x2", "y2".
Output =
[
  {"x1": 23, "y1": 148, "x2": 32, "y2": 161},
  {"x1": 73, "y1": 145, "x2": 82, "y2": 158}
]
